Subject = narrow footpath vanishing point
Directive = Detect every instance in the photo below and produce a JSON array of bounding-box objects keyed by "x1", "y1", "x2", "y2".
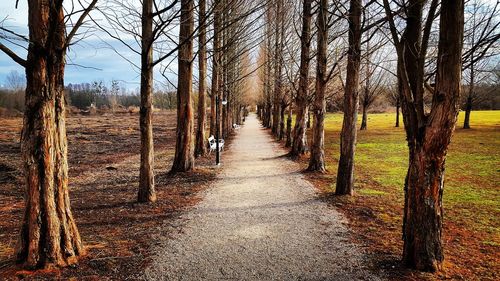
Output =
[{"x1": 145, "y1": 114, "x2": 382, "y2": 280}]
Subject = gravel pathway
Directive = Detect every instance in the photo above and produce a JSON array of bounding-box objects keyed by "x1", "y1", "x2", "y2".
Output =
[{"x1": 144, "y1": 114, "x2": 382, "y2": 281}]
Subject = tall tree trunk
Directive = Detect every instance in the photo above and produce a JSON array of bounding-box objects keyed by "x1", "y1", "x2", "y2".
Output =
[
  {"x1": 272, "y1": 0, "x2": 283, "y2": 136},
  {"x1": 279, "y1": 102, "x2": 286, "y2": 140},
  {"x1": 307, "y1": 0, "x2": 328, "y2": 172},
  {"x1": 210, "y1": 1, "x2": 220, "y2": 137},
  {"x1": 463, "y1": 95, "x2": 472, "y2": 129},
  {"x1": 17, "y1": 0, "x2": 84, "y2": 268},
  {"x1": 265, "y1": 100, "x2": 272, "y2": 128},
  {"x1": 195, "y1": 0, "x2": 207, "y2": 157},
  {"x1": 360, "y1": 103, "x2": 367, "y2": 130},
  {"x1": 138, "y1": 0, "x2": 157, "y2": 203},
  {"x1": 395, "y1": 96, "x2": 400, "y2": 127},
  {"x1": 402, "y1": 0, "x2": 464, "y2": 271},
  {"x1": 171, "y1": 0, "x2": 195, "y2": 172},
  {"x1": 291, "y1": 0, "x2": 312, "y2": 158},
  {"x1": 335, "y1": 0, "x2": 362, "y2": 194},
  {"x1": 221, "y1": 10, "x2": 229, "y2": 139},
  {"x1": 222, "y1": 77, "x2": 228, "y2": 138},
  {"x1": 285, "y1": 106, "x2": 292, "y2": 147}
]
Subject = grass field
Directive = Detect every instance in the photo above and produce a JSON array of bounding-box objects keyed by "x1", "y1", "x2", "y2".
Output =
[{"x1": 305, "y1": 110, "x2": 499, "y2": 280}]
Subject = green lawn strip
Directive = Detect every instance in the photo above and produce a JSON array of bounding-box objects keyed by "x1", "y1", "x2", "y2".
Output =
[{"x1": 321, "y1": 111, "x2": 499, "y2": 246}]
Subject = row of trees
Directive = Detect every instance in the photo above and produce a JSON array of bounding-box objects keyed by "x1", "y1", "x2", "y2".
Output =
[
  {"x1": 257, "y1": 0, "x2": 498, "y2": 132},
  {"x1": 0, "y1": 0, "x2": 257, "y2": 269},
  {"x1": 256, "y1": 0, "x2": 495, "y2": 273},
  {"x1": 66, "y1": 81, "x2": 179, "y2": 110},
  {"x1": 0, "y1": 72, "x2": 180, "y2": 113},
  {"x1": 0, "y1": 0, "x2": 497, "y2": 273}
]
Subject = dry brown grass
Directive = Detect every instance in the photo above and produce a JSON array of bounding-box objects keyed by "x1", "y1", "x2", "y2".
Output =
[{"x1": 0, "y1": 110, "x2": 218, "y2": 280}]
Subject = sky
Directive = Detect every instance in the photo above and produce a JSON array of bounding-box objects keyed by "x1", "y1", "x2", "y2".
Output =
[{"x1": 0, "y1": 1, "x2": 178, "y2": 90}]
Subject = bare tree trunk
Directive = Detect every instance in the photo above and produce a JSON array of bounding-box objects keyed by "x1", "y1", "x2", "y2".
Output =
[
  {"x1": 463, "y1": 95, "x2": 472, "y2": 129},
  {"x1": 195, "y1": 0, "x2": 207, "y2": 157},
  {"x1": 307, "y1": 0, "x2": 328, "y2": 172},
  {"x1": 222, "y1": 80, "x2": 228, "y2": 138},
  {"x1": 402, "y1": 0, "x2": 463, "y2": 271},
  {"x1": 171, "y1": 0, "x2": 195, "y2": 173},
  {"x1": 335, "y1": 0, "x2": 361, "y2": 193},
  {"x1": 16, "y1": 1, "x2": 84, "y2": 268},
  {"x1": 285, "y1": 106, "x2": 292, "y2": 147},
  {"x1": 279, "y1": 102, "x2": 286, "y2": 140},
  {"x1": 291, "y1": 0, "x2": 312, "y2": 158},
  {"x1": 272, "y1": 0, "x2": 283, "y2": 136},
  {"x1": 210, "y1": 2, "x2": 220, "y2": 137},
  {"x1": 395, "y1": 96, "x2": 400, "y2": 127},
  {"x1": 138, "y1": 0, "x2": 156, "y2": 203},
  {"x1": 360, "y1": 103, "x2": 367, "y2": 130},
  {"x1": 265, "y1": 101, "x2": 272, "y2": 128},
  {"x1": 221, "y1": 10, "x2": 229, "y2": 139}
]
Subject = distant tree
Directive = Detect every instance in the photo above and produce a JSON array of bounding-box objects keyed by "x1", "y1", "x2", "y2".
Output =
[
  {"x1": 2, "y1": 70, "x2": 26, "y2": 111},
  {"x1": 359, "y1": 17, "x2": 389, "y2": 131},
  {"x1": 462, "y1": 0, "x2": 499, "y2": 128},
  {"x1": 109, "y1": 79, "x2": 120, "y2": 113},
  {"x1": 5, "y1": 70, "x2": 25, "y2": 90},
  {"x1": 359, "y1": 63, "x2": 387, "y2": 130},
  {"x1": 385, "y1": 84, "x2": 401, "y2": 127}
]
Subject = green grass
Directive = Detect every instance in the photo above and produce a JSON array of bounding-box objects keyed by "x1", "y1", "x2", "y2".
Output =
[
  {"x1": 357, "y1": 188, "x2": 388, "y2": 196},
  {"x1": 321, "y1": 110, "x2": 500, "y2": 246}
]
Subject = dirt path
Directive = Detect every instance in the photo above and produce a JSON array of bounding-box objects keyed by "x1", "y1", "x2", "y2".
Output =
[{"x1": 145, "y1": 114, "x2": 382, "y2": 280}]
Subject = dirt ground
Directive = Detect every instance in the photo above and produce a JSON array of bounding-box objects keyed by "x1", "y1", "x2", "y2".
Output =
[
  {"x1": 0, "y1": 111, "x2": 217, "y2": 280},
  {"x1": 144, "y1": 114, "x2": 381, "y2": 280},
  {"x1": 1, "y1": 110, "x2": 497, "y2": 280}
]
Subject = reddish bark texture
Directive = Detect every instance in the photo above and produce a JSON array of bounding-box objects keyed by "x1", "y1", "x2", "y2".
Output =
[
  {"x1": 195, "y1": 0, "x2": 208, "y2": 158},
  {"x1": 382, "y1": 0, "x2": 464, "y2": 271},
  {"x1": 17, "y1": 0, "x2": 86, "y2": 268},
  {"x1": 172, "y1": 0, "x2": 195, "y2": 173}
]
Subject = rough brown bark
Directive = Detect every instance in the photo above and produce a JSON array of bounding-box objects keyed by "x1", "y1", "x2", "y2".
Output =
[
  {"x1": 16, "y1": 0, "x2": 89, "y2": 268},
  {"x1": 195, "y1": 0, "x2": 208, "y2": 157},
  {"x1": 290, "y1": 0, "x2": 312, "y2": 157},
  {"x1": 171, "y1": 0, "x2": 195, "y2": 172},
  {"x1": 138, "y1": 0, "x2": 157, "y2": 203},
  {"x1": 402, "y1": 0, "x2": 463, "y2": 271},
  {"x1": 335, "y1": 0, "x2": 361, "y2": 193},
  {"x1": 383, "y1": 0, "x2": 463, "y2": 271},
  {"x1": 307, "y1": 0, "x2": 327, "y2": 172}
]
